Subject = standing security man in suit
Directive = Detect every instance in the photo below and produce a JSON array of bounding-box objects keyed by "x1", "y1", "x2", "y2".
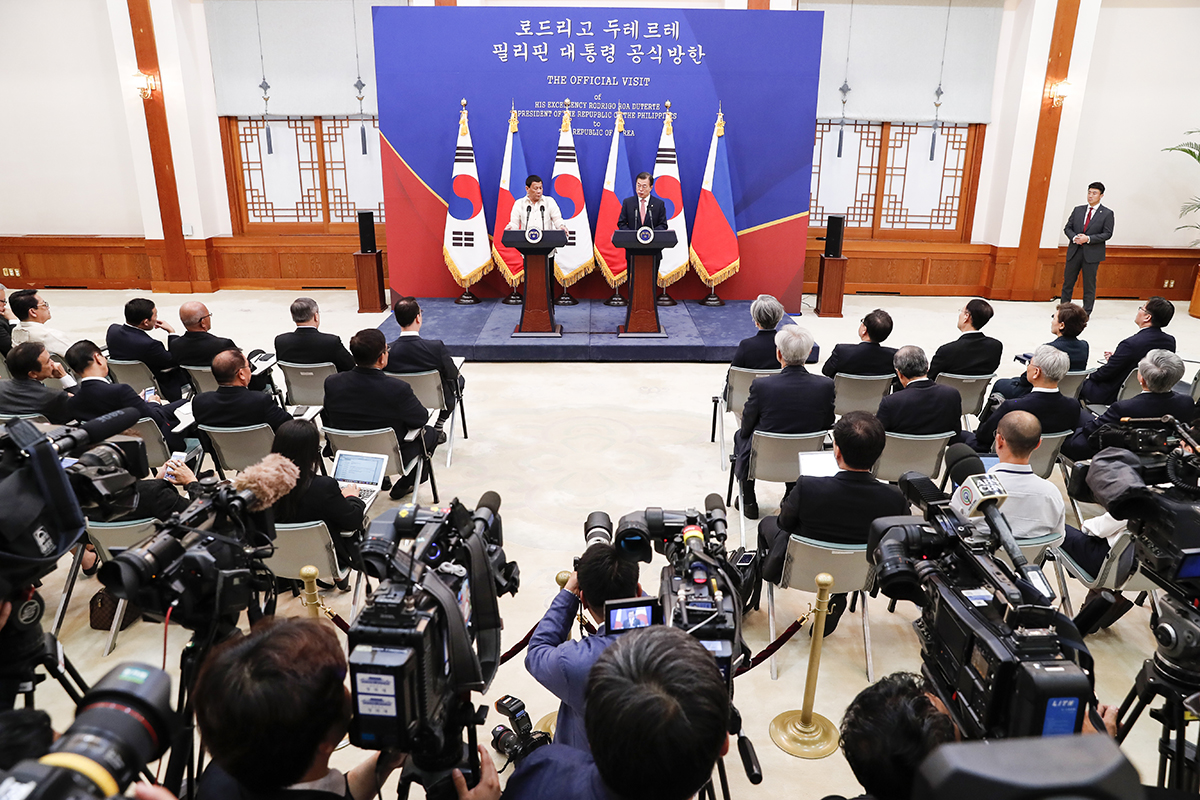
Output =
[
  {"x1": 1061, "y1": 182, "x2": 1114, "y2": 314},
  {"x1": 616, "y1": 172, "x2": 669, "y2": 276},
  {"x1": 386, "y1": 296, "x2": 462, "y2": 443}
]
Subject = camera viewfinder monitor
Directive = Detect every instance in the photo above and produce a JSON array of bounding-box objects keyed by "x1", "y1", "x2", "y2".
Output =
[{"x1": 605, "y1": 596, "x2": 662, "y2": 633}]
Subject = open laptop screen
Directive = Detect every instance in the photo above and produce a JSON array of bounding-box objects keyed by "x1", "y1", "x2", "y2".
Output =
[{"x1": 333, "y1": 452, "x2": 387, "y2": 485}]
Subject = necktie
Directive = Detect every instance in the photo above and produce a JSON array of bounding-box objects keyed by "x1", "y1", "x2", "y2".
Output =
[
  {"x1": 1084, "y1": 206, "x2": 1094, "y2": 230},
  {"x1": 640, "y1": 199, "x2": 647, "y2": 224}
]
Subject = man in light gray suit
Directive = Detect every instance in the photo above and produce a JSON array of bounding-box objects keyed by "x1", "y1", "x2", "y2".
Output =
[{"x1": 1060, "y1": 181, "x2": 1115, "y2": 314}]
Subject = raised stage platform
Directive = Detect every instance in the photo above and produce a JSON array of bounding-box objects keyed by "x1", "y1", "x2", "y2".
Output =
[{"x1": 376, "y1": 298, "x2": 777, "y2": 362}]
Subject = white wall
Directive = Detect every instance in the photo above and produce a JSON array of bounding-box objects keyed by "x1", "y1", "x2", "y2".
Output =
[
  {"x1": 1059, "y1": 0, "x2": 1200, "y2": 248},
  {"x1": 0, "y1": 0, "x2": 144, "y2": 236}
]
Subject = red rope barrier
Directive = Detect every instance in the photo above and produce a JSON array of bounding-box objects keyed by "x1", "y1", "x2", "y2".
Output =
[{"x1": 735, "y1": 614, "x2": 811, "y2": 677}]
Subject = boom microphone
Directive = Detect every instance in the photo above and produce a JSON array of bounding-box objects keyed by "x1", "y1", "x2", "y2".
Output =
[
  {"x1": 705, "y1": 493, "x2": 729, "y2": 543},
  {"x1": 50, "y1": 407, "x2": 142, "y2": 454},
  {"x1": 946, "y1": 443, "x2": 987, "y2": 488},
  {"x1": 473, "y1": 490, "x2": 503, "y2": 544},
  {"x1": 231, "y1": 453, "x2": 300, "y2": 511}
]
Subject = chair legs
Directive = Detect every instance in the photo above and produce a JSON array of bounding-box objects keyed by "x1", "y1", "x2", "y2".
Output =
[
  {"x1": 457, "y1": 391, "x2": 468, "y2": 440},
  {"x1": 446, "y1": 406, "x2": 457, "y2": 468},
  {"x1": 860, "y1": 591, "x2": 874, "y2": 683},
  {"x1": 104, "y1": 598, "x2": 127, "y2": 657},
  {"x1": 1052, "y1": 554, "x2": 1075, "y2": 617},
  {"x1": 52, "y1": 544, "x2": 87, "y2": 637},
  {"x1": 711, "y1": 397, "x2": 719, "y2": 443},
  {"x1": 427, "y1": 459, "x2": 439, "y2": 504},
  {"x1": 767, "y1": 582, "x2": 778, "y2": 681},
  {"x1": 718, "y1": 401, "x2": 727, "y2": 470},
  {"x1": 738, "y1": 478, "x2": 747, "y2": 550}
]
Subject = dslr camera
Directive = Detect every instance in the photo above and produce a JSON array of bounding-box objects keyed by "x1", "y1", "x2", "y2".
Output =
[
  {"x1": 347, "y1": 492, "x2": 519, "y2": 800},
  {"x1": 489, "y1": 695, "x2": 551, "y2": 766}
]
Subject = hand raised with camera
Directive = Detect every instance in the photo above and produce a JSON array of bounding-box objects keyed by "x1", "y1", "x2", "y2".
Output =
[{"x1": 452, "y1": 746, "x2": 500, "y2": 800}]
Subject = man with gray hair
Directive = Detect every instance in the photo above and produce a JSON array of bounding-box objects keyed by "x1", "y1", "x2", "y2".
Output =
[
  {"x1": 732, "y1": 325, "x2": 834, "y2": 518},
  {"x1": 875, "y1": 345, "x2": 963, "y2": 442},
  {"x1": 730, "y1": 294, "x2": 787, "y2": 370},
  {"x1": 1063, "y1": 348, "x2": 1196, "y2": 460},
  {"x1": 274, "y1": 297, "x2": 355, "y2": 371},
  {"x1": 966, "y1": 344, "x2": 1083, "y2": 453}
]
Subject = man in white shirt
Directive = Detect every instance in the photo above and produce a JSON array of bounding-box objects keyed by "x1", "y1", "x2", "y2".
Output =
[
  {"x1": 951, "y1": 410, "x2": 1065, "y2": 539},
  {"x1": 9, "y1": 289, "x2": 73, "y2": 357},
  {"x1": 506, "y1": 174, "x2": 568, "y2": 231}
]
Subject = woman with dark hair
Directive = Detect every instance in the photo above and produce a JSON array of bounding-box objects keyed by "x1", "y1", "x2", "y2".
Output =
[
  {"x1": 993, "y1": 302, "x2": 1090, "y2": 399},
  {"x1": 270, "y1": 419, "x2": 365, "y2": 574}
]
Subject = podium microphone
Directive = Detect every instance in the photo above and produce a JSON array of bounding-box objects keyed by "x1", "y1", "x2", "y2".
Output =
[
  {"x1": 524, "y1": 203, "x2": 532, "y2": 230},
  {"x1": 540, "y1": 205, "x2": 546, "y2": 230}
]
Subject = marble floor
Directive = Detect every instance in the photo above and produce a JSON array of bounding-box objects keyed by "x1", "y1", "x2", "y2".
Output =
[{"x1": 20, "y1": 287, "x2": 1200, "y2": 798}]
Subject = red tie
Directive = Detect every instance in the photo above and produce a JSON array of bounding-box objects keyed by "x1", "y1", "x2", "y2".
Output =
[
  {"x1": 640, "y1": 199, "x2": 647, "y2": 224},
  {"x1": 1084, "y1": 206, "x2": 1094, "y2": 230}
]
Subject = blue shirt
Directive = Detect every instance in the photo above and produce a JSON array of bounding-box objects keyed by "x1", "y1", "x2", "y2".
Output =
[
  {"x1": 502, "y1": 744, "x2": 615, "y2": 800},
  {"x1": 523, "y1": 590, "x2": 619, "y2": 752}
]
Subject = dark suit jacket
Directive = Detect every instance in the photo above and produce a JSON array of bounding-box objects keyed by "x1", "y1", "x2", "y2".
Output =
[
  {"x1": 274, "y1": 327, "x2": 355, "y2": 372},
  {"x1": 1064, "y1": 203, "x2": 1114, "y2": 264},
  {"x1": 777, "y1": 471, "x2": 908, "y2": 543},
  {"x1": 730, "y1": 329, "x2": 780, "y2": 371},
  {"x1": 67, "y1": 378, "x2": 184, "y2": 449},
  {"x1": 276, "y1": 474, "x2": 366, "y2": 566},
  {"x1": 821, "y1": 341, "x2": 897, "y2": 378},
  {"x1": 385, "y1": 335, "x2": 462, "y2": 409},
  {"x1": 969, "y1": 389, "x2": 1084, "y2": 453},
  {"x1": 875, "y1": 379, "x2": 963, "y2": 442},
  {"x1": 193, "y1": 385, "x2": 291, "y2": 431},
  {"x1": 928, "y1": 332, "x2": 1004, "y2": 380},
  {"x1": 0, "y1": 319, "x2": 13, "y2": 356},
  {"x1": 322, "y1": 367, "x2": 433, "y2": 459},
  {"x1": 735, "y1": 365, "x2": 835, "y2": 479},
  {"x1": 1006, "y1": 335, "x2": 1091, "y2": 396},
  {"x1": 1063, "y1": 390, "x2": 1198, "y2": 460},
  {"x1": 616, "y1": 195, "x2": 669, "y2": 231},
  {"x1": 0, "y1": 378, "x2": 73, "y2": 423},
  {"x1": 169, "y1": 330, "x2": 236, "y2": 368},
  {"x1": 1079, "y1": 326, "x2": 1176, "y2": 405},
  {"x1": 106, "y1": 323, "x2": 188, "y2": 400}
]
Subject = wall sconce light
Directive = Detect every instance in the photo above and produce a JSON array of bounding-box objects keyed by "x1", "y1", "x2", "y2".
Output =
[
  {"x1": 1048, "y1": 80, "x2": 1072, "y2": 107},
  {"x1": 135, "y1": 71, "x2": 160, "y2": 100}
]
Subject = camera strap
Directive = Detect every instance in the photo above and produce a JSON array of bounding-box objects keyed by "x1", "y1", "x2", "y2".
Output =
[{"x1": 464, "y1": 531, "x2": 502, "y2": 687}]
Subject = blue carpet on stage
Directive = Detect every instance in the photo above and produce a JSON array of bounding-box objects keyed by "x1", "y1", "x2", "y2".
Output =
[{"x1": 376, "y1": 298, "x2": 797, "y2": 363}]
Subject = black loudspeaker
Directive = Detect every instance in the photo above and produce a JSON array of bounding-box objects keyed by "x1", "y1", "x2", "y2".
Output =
[
  {"x1": 824, "y1": 215, "x2": 845, "y2": 258},
  {"x1": 358, "y1": 211, "x2": 376, "y2": 253}
]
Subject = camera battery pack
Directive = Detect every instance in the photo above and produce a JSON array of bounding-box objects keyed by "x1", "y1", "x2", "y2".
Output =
[{"x1": 1009, "y1": 661, "x2": 1091, "y2": 737}]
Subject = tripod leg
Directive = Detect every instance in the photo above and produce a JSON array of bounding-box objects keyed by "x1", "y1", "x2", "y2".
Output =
[
  {"x1": 716, "y1": 756, "x2": 732, "y2": 800},
  {"x1": 1174, "y1": 699, "x2": 1188, "y2": 790},
  {"x1": 1116, "y1": 683, "x2": 1148, "y2": 744}
]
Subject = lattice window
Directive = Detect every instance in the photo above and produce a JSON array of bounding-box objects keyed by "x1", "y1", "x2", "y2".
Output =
[
  {"x1": 878, "y1": 123, "x2": 969, "y2": 231},
  {"x1": 322, "y1": 116, "x2": 386, "y2": 224},
  {"x1": 811, "y1": 120, "x2": 883, "y2": 228}
]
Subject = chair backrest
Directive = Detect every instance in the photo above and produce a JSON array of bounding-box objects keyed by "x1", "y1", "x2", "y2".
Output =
[
  {"x1": 87, "y1": 518, "x2": 158, "y2": 561},
  {"x1": 1116, "y1": 368, "x2": 1142, "y2": 403},
  {"x1": 934, "y1": 373, "x2": 997, "y2": 417},
  {"x1": 780, "y1": 534, "x2": 872, "y2": 593},
  {"x1": 0, "y1": 413, "x2": 49, "y2": 425},
  {"x1": 995, "y1": 530, "x2": 1065, "y2": 570},
  {"x1": 182, "y1": 365, "x2": 220, "y2": 394},
  {"x1": 387, "y1": 370, "x2": 447, "y2": 411},
  {"x1": 1028, "y1": 430, "x2": 1072, "y2": 479},
  {"x1": 268, "y1": 521, "x2": 343, "y2": 582},
  {"x1": 833, "y1": 373, "x2": 893, "y2": 416},
  {"x1": 199, "y1": 423, "x2": 276, "y2": 473},
  {"x1": 277, "y1": 361, "x2": 338, "y2": 406},
  {"x1": 873, "y1": 431, "x2": 954, "y2": 483},
  {"x1": 323, "y1": 426, "x2": 407, "y2": 476},
  {"x1": 0, "y1": 359, "x2": 10, "y2": 380},
  {"x1": 131, "y1": 416, "x2": 172, "y2": 468},
  {"x1": 726, "y1": 367, "x2": 781, "y2": 418},
  {"x1": 748, "y1": 430, "x2": 828, "y2": 483},
  {"x1": 107, "y1": 359, "x2": 159, "y2": 396},
  {"x1": 1057, "y1": 369, "x2": 1095, "y2": 400},
  {"x1": 1191, "y1": 368, "x2": 1200, "y2": 403}
]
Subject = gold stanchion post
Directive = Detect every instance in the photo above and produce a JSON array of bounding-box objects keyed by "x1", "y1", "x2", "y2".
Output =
[
  {"x1": 769, "y1": 572, "x2": 840, "y2": 758},
  {"x1": 300, "y1": 565, "x2": 322, "y2": 619}
]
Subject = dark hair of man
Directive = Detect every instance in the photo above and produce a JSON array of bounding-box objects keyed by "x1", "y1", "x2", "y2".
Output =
[
  {"x1": 270, "y1": 419, "x2": 320, "y2": 520},
  {"x1": 525, "y1": 174, "x2": 543, "y2": 188},
  {"x1": 394, "y1": 296, "x2": 421, "y2": 327},
  {"x1": 964, "y1": 298, "x2": 994, "y2": 330},
  {"x1": 863, "y1": 309, "x2": 893, "y2": 343},
  {"x1": 349, "y1": 328, "x2": 386, "y2": 366},
  {"x1": 290, "y1": 297, "x2": 318, "y2": 324},
  {"x1": 194, "y1": 617, "x2": 349, "y2": 793},
  {"x1": 0, "y1": 708, "x2": 54, "y2": 769},
  {"x1": 65, "y1": 339, "x2": 102, "y2": 375},
  {"x1": 7, "y1": 342, "x2": 46, "y2": 381},
  {"x1": 1056, "y1": 302, "x2": 1089, "y2": 338},
  {"x1": 997, "y1": 411, "x2": 1041, "y2": 459},
  {"x1": 211, "y1": 348, "x2": 247, "y2": 385},
  {"x1": 124, "y1": 297, "x2": 156, "y2": 326},
  {"x1": 577, "y1": 542, "x2": 639, "y2": 612},
  {"x1": 1088, "y1": 181, "x2": 1105, "y2": 194},
  {"x1": 1145, "y1": 295, "x2": 1175, "y2": 328},
  {"x1": 840, "y1": 672, "x2": 956, "y2": 800},
  {"x1": 585, "y1": 626, "x2": 729, "y2": 800},
  {"x1": 9, "y1": 289, "x2": 38, "y2": 322},
  {"x1": 635, "y1": 171, "x2": 652, "y2": 184},
  {"x1": 833, "y1": 410, "x2": 886, "y2": 470}
]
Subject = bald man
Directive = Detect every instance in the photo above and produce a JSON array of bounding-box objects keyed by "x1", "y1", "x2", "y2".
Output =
[
  {"x1": 192, "y1": 349, "x2": 290, "y2": 431},
  {"x1": 170, "y1": 302, "x2": 271, "y2": 392}
]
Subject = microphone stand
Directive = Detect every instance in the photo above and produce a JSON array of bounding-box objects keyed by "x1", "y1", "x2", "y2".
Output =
[
  {"x1": 501, "y1": 204, "x2": 535, "y2": 305},
  {"x1": 551, "y1": 205, "x2": 579, "y2": 306}
]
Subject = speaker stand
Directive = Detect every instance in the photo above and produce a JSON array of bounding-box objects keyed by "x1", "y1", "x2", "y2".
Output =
[
  {"x1": 700, "y1": 289, "x2": 725, "y2": 307},
  {"x1": 555, "y1": 287, "x2": 579, "y2": 306},
  {"x1": 501, "y1": 286, "x2": 523, "y2": 305},
  {"x1": 604, "y1": 286, "x2": 628, "y2": 307},
  {"x1": 656, "y1": 284, "x2": 677, "y2": 306},
  {"x1": 455, "y1": 289, "x2": 482, "y2": 306}
]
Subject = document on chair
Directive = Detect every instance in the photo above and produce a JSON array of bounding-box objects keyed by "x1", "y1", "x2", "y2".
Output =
[
  {"x1": 250, "y1": 352, "x2": 278, "y2": 375},
  {"x1": 798, "y1": 451, "x2": 839, "y2": 477},
  {"x1": 172, "y1": 401, "x2": 195, "y2": 433}
]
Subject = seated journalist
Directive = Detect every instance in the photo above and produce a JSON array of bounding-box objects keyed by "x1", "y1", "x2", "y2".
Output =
[
  {"x1": 926, "y1": 299, "x2": 1003, "y2": 380},
  {"x1": 193, "y1": 348, "x2": 292, "y2": 432},
  {"x1": 1078, "y1": 296, "x2": 1176, "y2": 406},
  {"x1": 731, "y1": 294, "x2": 787, "y2": 371},
  {"x1": 821, "y1": 308, "x2": 897, "y2": 379},
  {"x1": 966, "y1": 345, "x2": 1083, "y2": 453},
  {"x1": 875, "y1": 345, "x2": 962, "y2": 443},
  {"x1": 0, "y1": 342, "x2": 75, "y2": 423},
  {"x1": 993, "y1": 303, "x2": 1089, "y2": 399},
  {"x1": 106, "y1": 297, "x2": 190, "y2": 401},
  {"x1": 524, "y1": 542, "x2": 640, "y2": 752}
]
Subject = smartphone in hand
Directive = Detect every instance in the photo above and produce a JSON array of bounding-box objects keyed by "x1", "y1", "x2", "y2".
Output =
[{"x1": 166, "y1": 451, "x2": 187, "y2": 479}]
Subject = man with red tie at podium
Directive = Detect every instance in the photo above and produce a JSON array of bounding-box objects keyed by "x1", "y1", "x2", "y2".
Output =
[{"x1": 616, "y1": 172, "x2": 669, "y2": 273}]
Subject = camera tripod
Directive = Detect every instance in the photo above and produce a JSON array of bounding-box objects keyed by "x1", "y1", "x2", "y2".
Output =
[
  {"x1": 697, "y1": 704, "x2": 761, "y2": 800},
  {"x1": 1116, "y1": 656, "x2": 1200, "y2": 792}
]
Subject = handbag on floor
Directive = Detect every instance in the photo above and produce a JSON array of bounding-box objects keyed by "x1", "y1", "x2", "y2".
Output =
[{"x1": 89, "y1": 587, "x2": 142, "y2": 631}]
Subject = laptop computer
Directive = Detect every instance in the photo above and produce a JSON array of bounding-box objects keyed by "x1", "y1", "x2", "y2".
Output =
[{"x1": 330, "y1": 450, "x2": 390, "y2": 512}]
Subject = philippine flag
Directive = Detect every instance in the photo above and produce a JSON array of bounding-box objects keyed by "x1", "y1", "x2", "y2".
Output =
[
  {"x1": 491, "y1": 107, "x2": 528, "y2": 286},
  {"x1": 549, "y1": 102, "x2": 595, "y2": 288},
  {"x1": 593, "y1": 110, "x2": 634, "y2": 287},
  {"x1": 653, "y1": 108, "x2": 690, "y2": 287},
  {"x1": 690, "y1": 109, "x2": 740, "y2": 286},
  {"x1": 442, "y1": 101, "x2": 493, "y2": 288}
]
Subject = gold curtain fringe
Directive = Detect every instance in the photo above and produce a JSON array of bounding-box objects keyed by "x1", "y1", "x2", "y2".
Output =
[
  {"x1": 491, "y1": 244, "x2": 524, "y2": 287},
  {"x1": 554, "y1": 258, "x2": 596, "y2": 289},
  {"x1": 443, "y1": 247, "x2": 493, "y2": 289},
  {"x1": 656, "y1": 259, "x2": 689, "y2": 288},
  {"x1": 689, "y1": 246, "x2": 740, "y2": 287},
  {"x1": 592, "y1": 248, "x2": 629, "y2": 289}
]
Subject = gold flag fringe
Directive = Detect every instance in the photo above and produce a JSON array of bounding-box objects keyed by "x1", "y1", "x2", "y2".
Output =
[
  {"x1": 656, "y1": 257, "x2": 689, "y2": 289},
  {"x1": 443, "y1": 246, "x2": 493, "y2": 289},
  {"x1": 689, "y1": 245, "x2": 740, "y2": 287},
  {"x1": 553, "y1": 255, "x2": 596, "y2": 289},
  {"x1": 593, "y1": 247, "x2": 628, "y2": 288},
  {"x1": 491, "y1": 243, "x2": 524, "y2": 288}
]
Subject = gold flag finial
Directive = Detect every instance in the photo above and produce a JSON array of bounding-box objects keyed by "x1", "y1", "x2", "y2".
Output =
[
  {"x1": 615, "y1": 108, "x2": 625, "y2": 133},
  {"x1": 663, "y1": 100, "x2": 673, "y2": 136},
  {"x1": 458, "y1": 98, "x2": 469, "y2": 136},
  {"x1": 508, "y1": 102, "x2": 519, "y2": 133},
  {"x1": 561, "y1": 98, "x2": 572, "y2": 132},
  {"x1": 715, "y1": 106, "x2": 725, "y2": 138}
]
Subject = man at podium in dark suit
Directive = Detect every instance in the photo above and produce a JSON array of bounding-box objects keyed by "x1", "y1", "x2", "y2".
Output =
[
  {"x1": 616, "y1": 172, "x2": 668, "y2": 274},
  {"x1": 273, "y1": 297, "x2": 354, "y2": 371}
]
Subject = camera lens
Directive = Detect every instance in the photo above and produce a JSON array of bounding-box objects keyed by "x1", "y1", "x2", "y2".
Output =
[
  {"x1": 584, "y1": 511, "x2": 613, "y2": 549},
  {"x1": 98, "y1": 530, "x2": 182, "y2": 602},
  {"x1": 490, "y1": 725, "x2": 520, "y2": 759},
  {"x1": 73, "y1": 443, "x2": 127, "y2": 471}
]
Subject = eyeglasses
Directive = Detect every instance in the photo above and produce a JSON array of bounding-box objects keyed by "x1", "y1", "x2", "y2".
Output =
[
  {"x1": 36, "y1": 302, "x2": 50, "y2": 309},
  {"x1": 198, "y1": 313, "x2": 212, "y2": 321}
]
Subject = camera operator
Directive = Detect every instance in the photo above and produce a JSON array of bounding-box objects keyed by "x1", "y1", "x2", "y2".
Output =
[
  {"x1": 0, "y1": 708, "x2": 54, "y2": 769},
  {"x1": 193, "y1": 616, "x2": 407, "y2": 800},
  {"x1": 504, "y1": 625, "x2": 730, "y2": 800},
  {"x1": 524, "y1": 543, "x2": 639, "y2": 752}
]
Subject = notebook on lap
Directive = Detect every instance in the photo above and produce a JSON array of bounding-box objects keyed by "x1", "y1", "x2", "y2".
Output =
[{"x1": 330, "y1": 450, "x2": 390, "y2": 512}]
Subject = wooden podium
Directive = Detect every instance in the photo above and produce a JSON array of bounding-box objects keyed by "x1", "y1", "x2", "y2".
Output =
[
  {"x1": 353, "y1": 251, "x2": 386, "y2": 313},
  {"x1": 613, "y1": 229, "x2": 677, "y2": 336},
  {"x1": 815, "y1": 255, "x2": 847, "y2": 318},
  {"x1": 502, "y1": 229, "x2": 567, "y2": 337}
]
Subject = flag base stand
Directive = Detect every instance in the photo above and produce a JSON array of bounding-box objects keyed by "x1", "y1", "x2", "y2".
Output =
[
  {"x1": 555, "y1": 288, "x2": 579, "y2": 306},
  {"x1": 455, "y1": 289, "x2": 481, "y2": 305},
  {"x1": 700, "y1": 289, "x2": 725, "y2": 307},
  {"x1": 604, "y1": 287, "x2": 628, "y2": 307},
  {"x1": 656, "y1": 285, "x2": 677, "y2": 306},
  {"x1": 501, "y1": 287, "x2": 524, "y2": 305}
]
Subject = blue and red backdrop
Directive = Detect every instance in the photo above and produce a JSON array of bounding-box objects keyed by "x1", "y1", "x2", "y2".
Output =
[{"x1": 373, "y1": 7, "x2": 823, "y2": 304}]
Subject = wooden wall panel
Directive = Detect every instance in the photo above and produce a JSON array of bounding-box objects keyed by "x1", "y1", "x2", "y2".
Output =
[
  {"x1": 21, "y1": 253, "x2": 101, "y2": 282},
  {"x1": 100, "y1": 253, "x2": 150, "y2": 281},
  {"x1": 221, "y1": 252, "x2": 280, "y2": 281},
  {"x1": 279, "y1": 253, "x2": 355, "y2": 281}
]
